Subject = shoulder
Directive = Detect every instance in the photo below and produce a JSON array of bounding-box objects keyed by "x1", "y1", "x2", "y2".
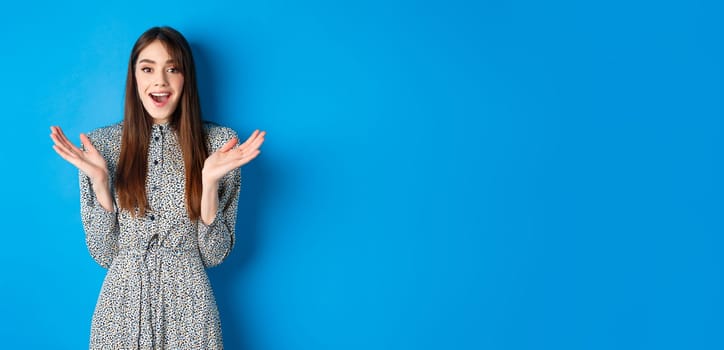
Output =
[
  {"x1": 86, "y1": 122, "x2": 123, "y2": 154},
  {"x1": 203, "y1": 121, "x2": 238, "y2": 152},
  {"x1": 86, "y1": 122, "x2": 123, "y2": 144}
]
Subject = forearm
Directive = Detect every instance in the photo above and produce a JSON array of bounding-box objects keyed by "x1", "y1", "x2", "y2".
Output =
[
  {"x1": 197, "y1": 170, "x2": 239, "y2": 268},
  {"x1": 200, "y1": 178, "x2": 220, "y2": 225},
  {"x1": 91, "y1": 175, "x2": 114, "y2": 212},
  {"x1": 80, "y1": 172, "x2": 120, "y2": 268}
]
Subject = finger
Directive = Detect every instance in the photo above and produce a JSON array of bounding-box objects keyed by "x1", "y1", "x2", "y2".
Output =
[
  {"x1": 237, "y1": 130, "x2": 258, "y2": 149},
  {"x1": 52, "y1": 144, "x2": 82, "y2": 166},
  {"x1": 238, "y1": 130, "x2": 265, "y2": 149},
  {"x1": 50, "y1": 126, "x2": 71, "y2": 147},
  {"x1": 250, "y1": 131, "x2": 265, "y2": 149},
  {"x1": 50, "y1": 132, "x2": 81, "y2": 158},
  {"x1": 50, "y1": 125, "x2": 64, "y2": 137},
  {"x1": 52, "y1": 144, "x2": 73, "y2": 160},
  {"x1": 55, "y1": 126, "x2": 75, "y2": 147},
  {"x1": 79, "y1": 134, "x2": 99, "y2": 154},
  {"x1": 57, "y1": 134, "x2": 85, "y2": 159},
  {"x1": 238, "y1": 132, "x2": 265, "y2": 154},
  {"x1": 216, "y1": 150, "x2": 260, "y2": 175},
  {"x1": 53, "y1": 127, "x2": 83, "y2": 155},
  {"x1": 218, "y1": 145, "x2": 259, "y2": 167},
  {"x1": 210, "y1": 149, "x2": 262, "y2": 179},
  {"x1": 235, "y1": 150, "x2": 261, "y2": 167},
  {"x1": 53, "y1": 145, "x2": 98, "y2": 175},
  {"x1": 218, "y1": 137, "x2": 238, "y2": 153}
]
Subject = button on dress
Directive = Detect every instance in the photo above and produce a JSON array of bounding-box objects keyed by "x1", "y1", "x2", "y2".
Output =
[{"x1": 80, "y1": 122, "x2": 240, "y2": 349}]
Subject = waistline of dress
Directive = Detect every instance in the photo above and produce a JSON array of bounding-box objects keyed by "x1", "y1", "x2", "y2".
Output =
[{"x1": 117, "y1": 245, "x2": 199, "y2": 258}]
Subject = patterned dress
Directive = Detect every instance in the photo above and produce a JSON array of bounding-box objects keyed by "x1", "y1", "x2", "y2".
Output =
[{"x1": 80, "y1": 121, "x2": 240, "y2": 349}]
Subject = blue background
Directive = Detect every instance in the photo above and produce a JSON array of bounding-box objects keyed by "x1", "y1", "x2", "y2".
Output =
[{"x1": 1, "y1": 0, "x2": 723, "y2": 349}]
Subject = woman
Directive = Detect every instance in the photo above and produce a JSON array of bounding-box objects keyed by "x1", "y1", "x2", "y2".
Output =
[{"x1": 49, "y1": 26, "x2": 265, "y2": 349}]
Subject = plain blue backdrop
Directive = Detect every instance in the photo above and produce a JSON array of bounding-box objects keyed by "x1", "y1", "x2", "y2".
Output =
[{"x1": 1, "y1": 0, "x2": 723, "y2": 349}]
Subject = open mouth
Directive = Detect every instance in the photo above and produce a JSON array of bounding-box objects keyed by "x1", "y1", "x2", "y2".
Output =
[{"x1": 149, "y1": 92, "x2": 171, "y2": 106}]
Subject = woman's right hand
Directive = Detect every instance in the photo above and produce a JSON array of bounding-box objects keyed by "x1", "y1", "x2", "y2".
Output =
[
  {"x1": 50, "y1": 126, "x2": 110, "y2": 184},
  {"x1": 50, "y1": 126, "x2": 114, "y2": 212},
  {"x1": 50, "y1": 126, "x2": 114, "y2": 211}
]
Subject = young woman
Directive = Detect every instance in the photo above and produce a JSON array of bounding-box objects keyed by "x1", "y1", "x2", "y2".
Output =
[{"x1": 49, "y1": 26, "x2": 265, "y2": 349}]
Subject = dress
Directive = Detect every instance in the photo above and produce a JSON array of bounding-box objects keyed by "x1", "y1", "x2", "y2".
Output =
[{"x1": 80, "y1": 121, "x2": 240, "y2": 349}]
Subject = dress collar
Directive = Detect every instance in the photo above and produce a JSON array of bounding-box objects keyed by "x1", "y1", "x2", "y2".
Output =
[{"x1": 151, "y1": 122, "x2": 170, "y2": 132}]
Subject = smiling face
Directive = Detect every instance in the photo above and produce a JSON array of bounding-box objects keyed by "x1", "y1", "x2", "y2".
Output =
[{"x1": 135, "y1": 40, "x2": 184, "y2": 124}]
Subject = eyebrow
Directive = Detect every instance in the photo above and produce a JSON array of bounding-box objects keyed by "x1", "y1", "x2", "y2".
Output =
[{"x1": 137, "y1": 58, "x2": 176, "y2": 65}]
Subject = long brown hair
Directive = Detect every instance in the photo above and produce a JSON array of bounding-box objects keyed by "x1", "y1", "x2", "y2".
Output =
[{"x1": 115, "y1": 26, "x2": 208, "y2": 220}]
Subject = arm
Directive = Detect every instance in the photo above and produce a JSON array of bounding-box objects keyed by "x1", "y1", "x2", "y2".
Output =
[
  {"x1": 79, "y1": 169, "x2": 120, "y2": 268},
  {"x1": 51, "y1": 126, "x2": 119, "y2": 268},
  {"x1": 197, "y1": 167, "x2": 240, "y2": 268},
  {"x1": 198, "y1": 128, "x2": 265, "y2": 267}
]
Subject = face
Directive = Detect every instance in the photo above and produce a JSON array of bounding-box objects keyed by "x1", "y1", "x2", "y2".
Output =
[{"x1": 135, "y1": 40, "x2": 184, "y2": 124}]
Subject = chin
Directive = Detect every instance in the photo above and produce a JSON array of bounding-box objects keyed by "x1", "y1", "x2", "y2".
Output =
[
  {"x1": 143, "y1": 104, "x2": 178, "y2": 123},
  {"x1": 151, "y1": 116, "x2": 171, "y2": 123}
]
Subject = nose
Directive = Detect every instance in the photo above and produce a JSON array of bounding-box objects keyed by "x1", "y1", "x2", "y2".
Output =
[{"x1": 154, "y1": 71, "x2": 168, "y2": 86}]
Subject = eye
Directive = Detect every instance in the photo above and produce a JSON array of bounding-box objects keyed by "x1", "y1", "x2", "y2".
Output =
[
  {"x1": 167, "y1": 67, "x2": 179, "y2": 73},
  {"x1": 140, "y1": 67, "x2": 152, "y2": 73}
]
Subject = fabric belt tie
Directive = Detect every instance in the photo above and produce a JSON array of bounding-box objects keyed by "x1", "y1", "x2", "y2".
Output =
[{"x1": 118, "y1": 237, "x2": 197, "y2": 349}]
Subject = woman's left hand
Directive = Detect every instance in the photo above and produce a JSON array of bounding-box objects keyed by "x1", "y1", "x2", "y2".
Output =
[{"x1": 202, "y1": 129, "x2": 266, "y2": 185}]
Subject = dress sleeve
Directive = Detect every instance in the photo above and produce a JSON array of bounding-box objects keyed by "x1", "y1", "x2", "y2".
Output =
[
  {"x1": 79, "y1": 135, "x2": 120, "y2": 269},
  {"x1": 197, "y1": 166, "x2": 241, "y2": 268}
]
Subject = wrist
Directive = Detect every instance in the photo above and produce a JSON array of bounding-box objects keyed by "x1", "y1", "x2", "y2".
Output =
[
  {"x1": 202, "y1": 177, "x2": 220, "y2": 190},
  {"x1": 201, "y1": 168, "x2": 218, "y2": 186},
  {"x1": 90, "y1": 173, "x2": 110, "y2": 191}
]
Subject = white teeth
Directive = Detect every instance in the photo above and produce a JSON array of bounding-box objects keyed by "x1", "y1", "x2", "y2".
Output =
[{"x1": 150, "y1": 92, "x2": 170, "y2": 97}]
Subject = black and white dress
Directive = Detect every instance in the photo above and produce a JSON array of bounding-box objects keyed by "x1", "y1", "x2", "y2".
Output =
[{"x1": 80, "y1": 121, "x2": 240, "y2": 349}]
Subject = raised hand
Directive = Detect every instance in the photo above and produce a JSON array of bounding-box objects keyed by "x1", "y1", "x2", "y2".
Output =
[
  {"x1": 202, "y1": 129, "x2": 266, "y2": 185},
  {"x1": 50, "y1": 126, "x2": 114, "y2": 211},
  {"x1": 50, "y1": 126, "x2": 110, "y2": 183}
]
